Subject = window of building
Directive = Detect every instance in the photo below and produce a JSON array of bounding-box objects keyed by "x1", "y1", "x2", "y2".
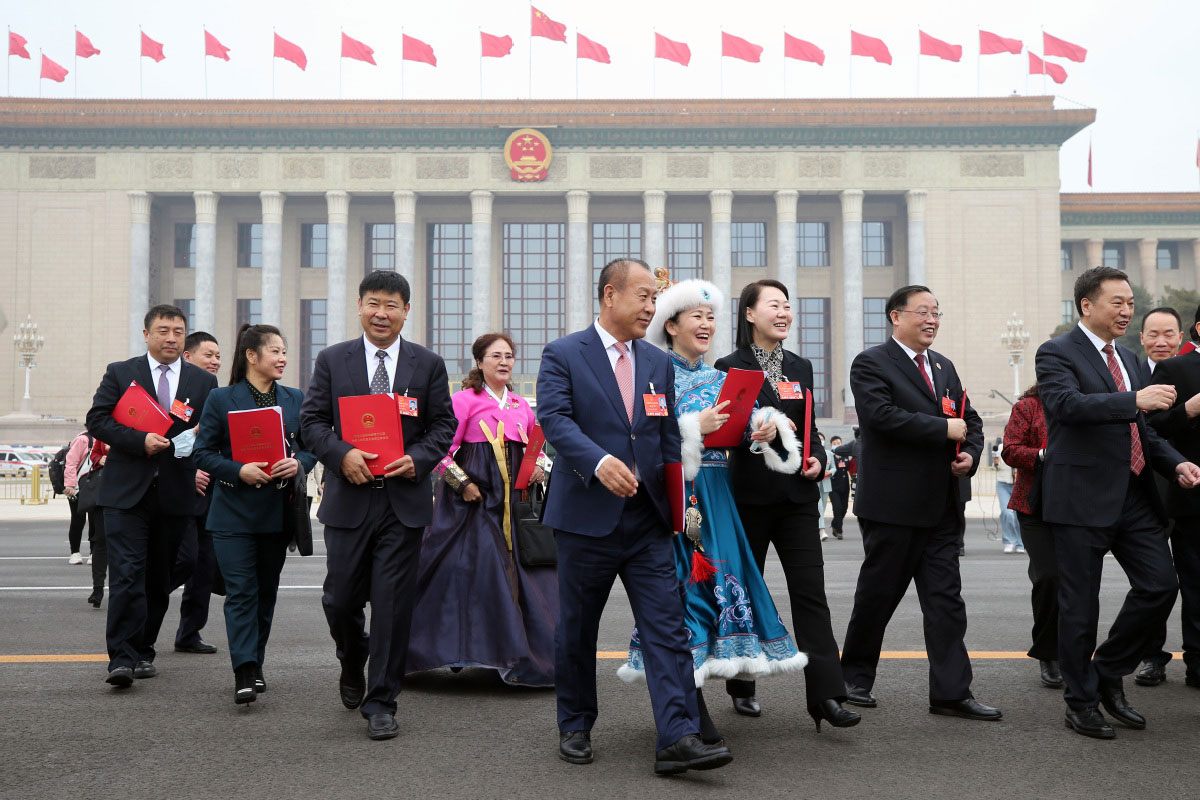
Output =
[
  {"x1": 1060, "y1": 244, "x2": 1073, "y2": 272},
  {"x1": 797, "y1": 298, "x2": 831, "y2": 417},
  {"x1": 797, "y1": 222, "x2": 830, "y2": 267},
  {"x1": 667, "y1": 222, "x2": 704, "y2": 282},
  {"x1": 427, "y1": 223, "x2": 474, "y2": 374},
  {"x1": 503, "y1": 223, "x2": 566, "y2": 374},
  {"x1": 1102, "y1": 243, "x2": 1125, "y2": 270},
  {"x1": 299, "y1": 299, "x2": 327, "y2": 391},
  {"x1": 365, "y1": 223, "x2": 395, "y2": 272},
  {"x1": 731, "y1": 222, "x2": 767, "y2": 268},
  {"x1": 174, "y1": 223, "x2": 196, "y2": 269},
  {"x1": 592, "y1": 222, "x2": 642, "y2": 315},
  {"x1": 236, "y1": 223, "x2": 262, "y2": 269},
  {"x1": 863, "y1": 221, "x2": 892, "y2": 267},
  {"x1": 173, "y1": 299, "x2": 195, "y2": 328},
  {"x1": 236, "y1": 299, "x2": 261, "y2": 330},
  {"x1": 864, "y1": 297, "x2": 888, "y2": 348},
  {"x1": 301, "y1": 223, "x2": 328, "y2": 269},
  {"x1": 1157, "y1": 242, "x2": 1178, "y2": 271},
  {"x1": 1061, "y1": 300, "x2": 1075, "y2": 325}
]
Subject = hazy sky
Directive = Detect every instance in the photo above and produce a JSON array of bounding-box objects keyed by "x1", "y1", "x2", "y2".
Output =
[{"x1": 5, "y1": 0, "x2": 1198, "y2": 193}]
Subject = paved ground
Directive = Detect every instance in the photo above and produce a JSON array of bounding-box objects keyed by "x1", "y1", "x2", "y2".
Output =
[{"x1": 2, "y1": 512, "x2": 1198, "y2": 799}]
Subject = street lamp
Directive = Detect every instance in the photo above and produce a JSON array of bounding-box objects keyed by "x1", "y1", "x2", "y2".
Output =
[
  {"x1": 1000, "y1": 312, "x2": 1030, "y2": 400},
  {"x1": 13, "y1": 315, "x2": 44, "y2": 416}
]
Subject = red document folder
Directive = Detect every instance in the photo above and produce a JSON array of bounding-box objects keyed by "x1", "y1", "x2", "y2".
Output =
[
  {"x1": 514, "y1": 424, "x2": 546, "y2": 491},
  {"x1": 664, "y1": 462, "x2": 686, "y2": 533},
  {"x1": 802, "y1": 388, "x2": 813, "y2": 464},
  {"x1": 111, "y1": 381, "x2": 172, "y2": 436},
  {"x1": 703, "y1": 368, "x2": 766, "y2": 448},
  {"x1": 338, "y1": 394, "x2": 405, "y2": 476},
  {"x1": 228, "y1": 406, "x2": 286, "y2": 467}
]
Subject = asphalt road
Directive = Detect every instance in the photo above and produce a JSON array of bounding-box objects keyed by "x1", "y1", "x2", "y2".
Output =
[{"x1": 2, "y1": 518, "x2": 1198, "y2": 800}]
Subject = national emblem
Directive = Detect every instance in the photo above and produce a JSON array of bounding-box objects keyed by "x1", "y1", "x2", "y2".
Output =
[{"x1": 504, "y1": 127, "x2": 553, "y2": 182}]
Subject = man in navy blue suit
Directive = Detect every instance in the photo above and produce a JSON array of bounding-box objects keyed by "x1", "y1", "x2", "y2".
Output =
[{"x1": 536, "y1": 258, "x2": 732, "y2": 775}]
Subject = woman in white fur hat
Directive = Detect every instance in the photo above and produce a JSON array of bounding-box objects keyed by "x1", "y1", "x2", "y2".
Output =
[{"x1": 617, "y1": 275, "x2": 808, "y2": 744}]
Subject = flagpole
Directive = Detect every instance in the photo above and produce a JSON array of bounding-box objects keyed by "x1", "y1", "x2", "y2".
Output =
[
  {"x1": 1039, "y1": 25, "x2": 1047, "y2": 95},
  {"x1": 73, "y1": 26, "x2": 78, "y2": 99},
  {"x1": 574, "y1": 28, "x2": 579, "y2": 100},
  {"x1": 203, "y1": 27, "x2": 208, "y2": 99},
  {"x1": 271, "y1": 28, "x2": 276, "y2": 100},
  {"x1": 847, "y1": 26, "x2": 853, "y2": 98},
  {"x1": 719, "y1": 31, "x2": 724, "y2": 100},
  {"x1": 6, "y1": 27, "x2": 10, "y2": 97},
  {"x1": 651, "y1": 28, "x2": 657, "y2": 99},
  {"x1": 975, "y1": 25, "x2": 981, "y2": 97},
  {"x1": 38, "y1": 49, "x2": 42, "y2": 98},
  {"x1": 338, "y1": 28, "x2": 343, "y2": 99},
  {"x1": 139, "y1": 26, "x2": 144, "y2": 99},
  {"x1": 528, "y1": 2, "x2": 533, "y2": 100},
  {"x1": 915, "y1": 25, "x2": 920, "y2": 98},
  {"x1": 478, "y1": 27, "x2": 483, "y2": 101},
  {"x1": 400, "y1": 26, "x2": 405, "y2": 101},
  {"x1": 782, "y1": 26, "x2": 787, "y2": 98}
]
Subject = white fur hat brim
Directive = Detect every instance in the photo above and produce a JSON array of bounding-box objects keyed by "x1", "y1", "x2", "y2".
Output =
[{"x1": 646, "y1": 279, "x2": 726, "y2": 351}]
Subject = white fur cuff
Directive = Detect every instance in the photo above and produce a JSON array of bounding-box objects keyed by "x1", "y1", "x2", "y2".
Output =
[
  {"x1": 751, "y1": 407, "x2": 802, "y2": 474},
  {"x1": 677, "y1": 411, "x2": 703, "y2": 481}
]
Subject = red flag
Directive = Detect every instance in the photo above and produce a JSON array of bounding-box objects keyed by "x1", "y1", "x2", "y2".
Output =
[
  {"x1": 919, "y1": 31, "x2": 961, "y2": 62},
  {"x1": 783, "y1": 33, "x2": 824, "y2": 65},
  {"x1": 850, "y1": 30, "x2": 891, "y2": 65},
  {"x1": 1028, "y1": 51, "x2": 1067, "y2": 84},
  {"x1": 205, "y1": 31, "x2": 230, "y2": 61},
  {"x1": 9, "y1": 31, "x2": 30, "y2": 59},
  {"x1": 655, "y1": 32, "x2": 690, "y2": 66},
  {"x1": 273, "y1": 33, "x2": 306, "y2": 70},
  {"x1": 722, "y1": 32, "x2": 763, "y2": 63},
  {"x1": 1043, "y1": 32, "x2": 1087, "y2": 63},
  {"x1": 75, "y1": 31, "x2": 100, "y2": 58},
  {"x1": 140, "y1": 31, "x2": 165, "y2": 62},
  {"x1": 342, "y1": 32, "x2": 376, "y2": 65},
  {"x1": 481, "y1": 32, "x2": 513, "y2": 58},
  {"x1": 531, "y1": 7, "x2": 567, "y2": 43},
  {"x1": 979, "y1": 30, "x2": 1022, "y2": 55},
  {"x1": 40, "y1": 54, "x2": 68, "y2": 82},
  {"x1": 577, "y1": 33, "x2": 610, "y2": 64},
  {"x1": 402, "y1": 34, "x2": 436, "y2": 66},
  {"x1": 1087, "y1": 141, "x2": 1093, "y2": 188}
]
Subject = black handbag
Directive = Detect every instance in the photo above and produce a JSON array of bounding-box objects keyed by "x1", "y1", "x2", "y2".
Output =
[
  {"x1": 76, "y1": 468, "x2": 101, "y2": 513},
  {"x1": 1024, "y1": 460, "x2": 1044, "y2": 520},
  {"x1": 514, "y1": 482, "x2": 556, "y2": 568},
  {"x1": 284, "y1": 462, "x2": 313, "y2": 556}
]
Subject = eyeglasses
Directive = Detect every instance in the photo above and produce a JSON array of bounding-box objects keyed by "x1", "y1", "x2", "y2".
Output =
[{"x1": 897, "y1": 309, "x2": 945, "y2": 321}]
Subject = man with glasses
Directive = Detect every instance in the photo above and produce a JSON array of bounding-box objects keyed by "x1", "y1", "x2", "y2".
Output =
[{"x1": 840, "y1": 285, "x2": 1001, "y2": 722}]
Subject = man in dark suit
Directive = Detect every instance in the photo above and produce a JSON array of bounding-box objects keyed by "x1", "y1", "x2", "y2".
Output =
[
  {"x1": 827, "y1": 435, "x2": 850, "y2": 538},
  {"x1": 300, "y1": 271, "x2": 456, "y2": 741},
  {"x1": 86, "y1": 304, "x2": 218, "y2": 688},
  {"x1": 1035, "y1": 267, "x2": 1200, "y2": 739},
  {"x1": 537, "y1": 258, "x2": 732, "y2": 775},
  {"x1": 840, "y1": 285, "x2": 1000, "y2": 721}
]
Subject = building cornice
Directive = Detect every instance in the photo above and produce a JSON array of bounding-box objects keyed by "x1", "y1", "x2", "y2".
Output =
[{"x1": 1061, "y1": 193, "x2": 1200, "y2": 227}]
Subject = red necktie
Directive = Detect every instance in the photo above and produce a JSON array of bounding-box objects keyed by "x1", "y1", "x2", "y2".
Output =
[
  {"x1": 914, "y1": 353, "x2": 936, "y2": 399},
  {"x1": 1102, "y1": 343, "x2": 1145, "y2": 475},
  {"x1": 614, "y1": 341, "x2": 634, "y2": 424}
]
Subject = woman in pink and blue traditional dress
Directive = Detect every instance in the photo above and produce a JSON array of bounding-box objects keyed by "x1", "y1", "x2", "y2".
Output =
[{"x1": 406, "y1": 333, "x2": 556, "y2": 687}]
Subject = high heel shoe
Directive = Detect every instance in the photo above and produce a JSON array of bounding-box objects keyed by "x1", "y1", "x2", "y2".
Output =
[
  {"x1": 234, "y1": 664, "x2": 257, "y2": 705},
  {"x1": 87, "y1": 589, "x2": 103, "y2": 609},
  {"x1": 808, "y1": 699, "x2": 862, "y2": 732},
  {"x1": 732, "y1": 696, "x2": 761, "y2": 717}
]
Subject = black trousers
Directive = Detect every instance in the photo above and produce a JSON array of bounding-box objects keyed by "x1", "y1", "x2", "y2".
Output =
[
  {"x1": 1053, "y1": 475, "x2": 1178, "y2": 710},
  {"x1": 88, "y1": 508, "x2": 107, "y2": 595},
  {"x1": 829, "y1": 485, "x2": 850, "y2": 533},
  {"x1": 176, "y1": 521, "x2": 219, "y2": 647},
  {"x1": 322, "y1": 490, "x2": 423, "y2": 718},
  {"x1": 841, "y1": 502, "x2": 973, "y2": 702},
  {"x1": 1016, "y1": 512, "x2": 1059, "y2": 661},
  {"x1": 67, "y1": 496, "x2": 89, "y2": 554},
  {"x1": 1142, "y1": 515, "x2": 1200, "y2": 673},
  {"x1": 726, "y1": 502, "x2": 846, "y2": 705}
]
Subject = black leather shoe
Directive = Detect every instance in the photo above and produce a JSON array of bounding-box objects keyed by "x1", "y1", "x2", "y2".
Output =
[
  {"x1": 367, "y1": 713, "x2": 399, "y2": 740},
  {"x1": 1065, "y1": 707, "x2": 1115, "y2": 739},
  {"x1": 1039, "y1": 660, "x2": 1064, "y2": 689},
  {"x1": 87, "y1": 590, "x2": 103, "y2": 608},
  {"x1": 132, "y1": 661, "x2": 157, "y2": 679},
  {"x1": 1134, "y1": 660, "x2": 1166, "y2": 687},
  {"x1": 732, "y1": 696, "x2": 761, "y2": 717},
  {"x1": 253, "y1": 665, "x2": 266, "y2": 693},
  {"x1": 175, "y1": 640, "x2": 218, "y2": 654},
  {"x1": 929, "y1": 697, "x2": 1002, "y2": 721},
  {"x1": 808, "y1": 699, "x2": 861, "y2": 732},
  {"x1": 339, "y1": 662, "x2": 366, "y2": 710},
  {"x1": 654, "y1": 734, "x2": 733, "y2": 776},
  {"x1": 1185, "y1": 671, "x2": 1200, "y2": 689},
  {"x1": 844, "y1": 684, "x2": 877, "y2": 708},
  {"x1": 234, "y1": 664, "x2": 257, "y2": 705},
  {"x1": 558, "y1": 731, "x2": 593, "y2": 764},
  {"x1": 1099, "y1": 685, "x2": 1145, "y2": 730},
  {"x1": 832, "y1": 529, "x2": 844, "y2": 540},
  {"x1": 105, "y1": 666, "x2": 133, "y2": 688}
]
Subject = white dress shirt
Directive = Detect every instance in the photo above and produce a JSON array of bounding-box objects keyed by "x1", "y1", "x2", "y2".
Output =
[
  {"x1": 892, "y1": 336, "x2": 935, "y2": 391},
  {"x1": 146, "y1": 353, "x2": 181, "y2": 405},
  {"x1": 1077, "y1": 323, "x2": 1132, "y2": 391},
  {"x1": 362, "y1": 334, "x2": 402, "y2": 392},
  {"x1": 1147, "y1": 357, "x2": 1157, "y2": 376},
  {"x1": 593, "y1": 320, "x2": 637, "y2": 478}
]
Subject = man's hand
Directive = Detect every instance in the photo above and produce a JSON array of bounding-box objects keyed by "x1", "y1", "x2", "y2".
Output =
[
  {"x1": 801, "y1": 456, "x2": 822, "y2": 480},
  {"x1": 531, "y1": 466, "x2": 546, "y2": 484},
  {"x1": 270, "y1": 458, "x2": 299, "y2": 481},
  {"x1": 1176, "y1": 461, "x2": 1200, "y2": 488},
  {"x1": 1184, "y1": 392, "x2": 1200, "y2": 419},
  {"x1": 195, "y1": 469, "x2": 210, "y2": 496},
  {"x1": 462, "y1": 483, "x2": 482, "y2": 503},
  {"x1": 951, "y1": 452, "x2": 974, "y2": 477},
  {"x1": 1137, "y1": 384, "x2": 1177, "y2": 412},
  {"x1": 946, "y1": 418, "x2": 967, "y2": 441},
  {"x1": 238, "y1": 461, "x2": 271, "y2": 486},
  {"x1": 340, "y1": 449, "x2": 376, "y2": 485},
  {"x1": 698, "y1": 400, "x2": 731, "y2": 435},
  {"x1": 144, "y1": 433, "x2": 171, "y2": 456},
  {"x1": 596, "y1": 458, "x2": 638, "y2": 498},
  {"x1": 384, "y1": 455, "x2": 417, "y2": 480}
]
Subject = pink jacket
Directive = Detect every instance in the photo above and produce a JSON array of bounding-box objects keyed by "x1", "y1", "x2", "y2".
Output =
[
  {"x1": 64, "y1": 433, "x2": 90, "y2": 489},
  {"x1": 437, "y1": 388, "x2": 538, "y2": 474}
]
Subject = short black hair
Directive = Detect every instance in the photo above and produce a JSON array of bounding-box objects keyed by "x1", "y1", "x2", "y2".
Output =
[
  {"x1": 184, "y1": 331, "x2": 218, "y2": 352},
  {"x1": 1073, "y1": 266, "x2": 1129, "y2": 315},
  {"x1": 885, "y1": 285, "x2": 934, "y2": 318},
  {"x1": 359, "y1": 270, "x2": 410, "y2": 304},
  {"x1": 597, "y1": 258, "x2": 651, "y2": 304},
  {"x1": 735, "y1": 279, "x2": 789, "y2": 350},
  {"x1": 143, "y1": 304, "x2": 186, "y2": 332},
  {"x1": 831, "y1": 435, "x2": 842, "y2": 444},
  {"x1": 1141, "y1": 306, "x2": 1182, "y2": 332},
  {"x1": 1192, "y1": 304, "x2": 1200, "y2": 343}
]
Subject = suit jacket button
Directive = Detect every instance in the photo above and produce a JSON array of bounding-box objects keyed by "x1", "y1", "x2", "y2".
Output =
[{"x1": 630, "y1": 434, "x2": 636, "y2": 440}]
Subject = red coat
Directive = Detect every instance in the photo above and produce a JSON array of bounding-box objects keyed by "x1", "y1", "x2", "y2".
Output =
[{"x1": 1001, "y1": 396, "x2": 1046, "y2": 515}]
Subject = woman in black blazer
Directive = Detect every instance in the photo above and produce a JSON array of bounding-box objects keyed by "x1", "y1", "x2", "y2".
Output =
[
  {"x1": 194, "y1": 324, "x2": 317, "y2": 706},
  {"x1": 715, "y1": 279, "x2": 860, "y2": 731}
]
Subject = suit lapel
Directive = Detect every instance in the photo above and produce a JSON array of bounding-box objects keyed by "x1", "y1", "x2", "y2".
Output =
[
  {"x1": 886, "y1": 339, "x2": 938, "y2": 406},
  {"x1": 1069, "y1": 327, "x2": 1118, "y2": 392},
  {"x1": 133, "y1": 355, "x2": 155, "y2": 397},
  {"x1": 581, "y1": 326, "x2": 630, "y2": 427},
  {"x1": 929, "y1": 349, "x2": 950, "y2": 402},
  {"x1": 230, "y1": 379, "x2": 254, "y2": 409},
  {"x1": 391, "y1": 337, "x2": 418, "y2": 395},
  {"x1": 632, "y1": 339, "x2": 652, "y2": 425},
  {"x1": 1117, "y1": 345, "x2": 1142, "y2": 391},
  {"x1": 347, "y1": 337, "x2": 370, "y2": 397}
]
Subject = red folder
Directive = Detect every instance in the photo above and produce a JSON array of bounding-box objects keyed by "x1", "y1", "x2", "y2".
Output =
[
  {"x1": 803, "y1": 388, "x2": 813, "y2": 464},
  {"x1": 111, "y1": 381, "x2": 172, "y2": 436},
  {"x1": 955, "y1": 391, "x2": 968, "y2": 457},
  {"x1": 704, "y1": 368, "x2": 766, "y2": 448},
  {"x1": 228, "y1": 406, "x2": 286, "y2": 467},
  {"x1": 514, "y1": 424, "x2": 546, "y2": 491},
  {"x1": 338, "y1": 394, "x2": 405, "y2": 476},
  {"x1": 664, "y1": 462, "x2": 686, "y2": 533}
]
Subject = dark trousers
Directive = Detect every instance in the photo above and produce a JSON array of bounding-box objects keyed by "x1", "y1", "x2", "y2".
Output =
[
  {"x1": 176, "y1": 522, "x2": 218, "y2": 647},
  {"x1": 212, "y1": 529, "x2": 289, "y2": 671},
  {"x1": 170, "y1": 517, "x2": 198, "y2": 591},
  {"x1": 1016, "y1": 512, "x2": 1059, "y2": 661},
  {"x1": 68, "y1": 496, "x2": 88, "y2": 554},
  {"x1": 830, "y1": 485, "x2": 850, "y2": 533},
  {"x1": 1053, "y1": 476, "x2": 1178, "y2": 710},
  {"x1": 1143, "y1": 515, "x2": 1200, "y2": 673},
  {"x1": 555, "y1": 489, "x2": 698, "y2": 751},
  {"x1": 322, "y1": 490, "x2": 423, "y2": 717},
  {"x1": 726, "y1": 502, "x2": 846, "y2": 705},
  {"x1": 841, "y1": 502, "x2": 973, "y2": 701},
  {"x1": 103, "y1": 493, "x2": 186, "y2": 670},
  {"x1": 88, "y1": 509, "x2": 107, "y2": 594}
]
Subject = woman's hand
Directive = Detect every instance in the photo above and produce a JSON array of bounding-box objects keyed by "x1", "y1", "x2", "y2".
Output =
[
  {"x1": 698, "y1": 400, "x2": 732, "y2": 435},
  {"x1": 239, "y1": 462, "x2": 271, "y2": 487},
  {"x1": 750, "y1": 417, "x2": 778, "y2": 444},
  {"x1": 531, "y1": 466, "x2": 545, "y2": 484},
  {"x1": 462, "y1": 482, "x2": 482, "y2": 503},
  {"x1": 270, "y1": 458, "x2": 299, "y2": 481}
]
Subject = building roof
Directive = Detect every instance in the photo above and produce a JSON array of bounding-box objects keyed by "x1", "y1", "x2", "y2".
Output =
[{"x1": 1061, "y1": 193, "x2": 1200, "y2": 227}]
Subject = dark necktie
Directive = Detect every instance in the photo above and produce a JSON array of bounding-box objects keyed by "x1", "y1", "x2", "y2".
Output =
[
  {"x1": 914, "y1": 353, "x2": 935, "y2": 399},
  {"x1": 369, "y1": 351, "x2": 390, "y2": 395},
  {"x1": 1102, "y1": 344, "x2": 1145, "y2": 475},
  {"x1": 156, "y1": 364, "x2": 171, "y2": 410}
]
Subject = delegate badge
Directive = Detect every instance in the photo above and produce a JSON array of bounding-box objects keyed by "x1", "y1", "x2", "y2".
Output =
[
  {"x1": 170, "y1": 398, "x2": 194, "y2": 422},
  {"x1": 777, "y1": 382, "x2": 803, "y2": 400}
]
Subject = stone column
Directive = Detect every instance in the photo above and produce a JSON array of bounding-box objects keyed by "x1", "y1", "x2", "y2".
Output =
[
  {"x1": 1085, "y1": 238, "x2": 1104, "y2": 269},
  {"x1": 841, "y1": 189, "x2": 865, "y2": 421},
  {"x1": 470, "y1": 191, "x2": 494, "y2": 339},
  {"x1": 1193, "y1": 240, "x2": 1200, "y2": 294},
  {"x1": 393, "y1": 191, "x2": 416, "y2": 285},
  {"x1": 567, "y1": 190, "x2": 591, "y2": 333},
  {"x1": 192, "y1": 191, "x2": 218, "y2": 335},
  {"x1": 128, "y1": 191, "x2": 151, "y2": 356},
  {"x1": 259, "y1": 191, "x2": 284, "y2": 325},
  {"x1": 710, "y1": 190, "x2": 734, "y2": 358},
  {"x1": 643, "y1": 190, "x2": 667, "y2": 268},
  {"x1": 906, "y1": 189, "x2": 927, "y2": 286},
  {"x1": 774, "y1": 190, "x2": 799, "y2": 351},
  {"x1": 1139, "y1": 238, "x2": 1159, "y2": 299},
  {"x1": 326, "y1": 191, "x2": 349, "y2": 342}
]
